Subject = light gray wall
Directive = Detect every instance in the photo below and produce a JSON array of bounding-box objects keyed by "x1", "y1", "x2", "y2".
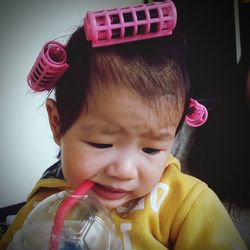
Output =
[{"x1": 0, "y1": 0, "x2": 140, "y2": 208}]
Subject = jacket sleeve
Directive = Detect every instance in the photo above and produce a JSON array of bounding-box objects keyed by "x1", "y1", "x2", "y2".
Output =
[{"x1": 172, "y1": 186, "x2": 247, "y2": 250}]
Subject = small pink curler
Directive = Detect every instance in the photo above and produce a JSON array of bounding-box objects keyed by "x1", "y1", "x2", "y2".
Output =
[
  {"x1": 84, "y1": 0, "x2": 177, "y2": 47},
  {"x1": 185, "y1": 98, "x2": 208, "y2": 127},
  {"x1": 27, "y1": 41, "x2": 69, "y2": 92}
]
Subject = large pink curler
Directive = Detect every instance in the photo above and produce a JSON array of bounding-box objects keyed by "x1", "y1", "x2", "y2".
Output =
[
  {"x1": 185, "y1": 98, "x2": 208, "y2": 127},
  {"x1": 27, "y1": 41, "x2": 69, "y2": 92},
  {"x1": 84, "y1": 0, "x2": 177, "y2": 47}
]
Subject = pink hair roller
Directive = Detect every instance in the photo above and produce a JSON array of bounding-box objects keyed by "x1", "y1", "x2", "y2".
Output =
[
  {"x1": 185, "y1": 98, "x2": 208, "y2": 127},
  {"x1": 84, "y1": 0, "x2": 177, "y2": 47},
  {"x1": 27, "y1": 41, "x2": 69, "y2": 92}
]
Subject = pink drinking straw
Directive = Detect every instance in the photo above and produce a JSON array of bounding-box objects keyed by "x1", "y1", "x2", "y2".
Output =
[{"x1": 49, "y1": 180, "x2": 94, "y2": 250}]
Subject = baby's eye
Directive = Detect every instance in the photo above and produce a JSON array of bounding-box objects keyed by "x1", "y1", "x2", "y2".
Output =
[
  {"x1": 88, "y1": 142, "x2": 113, "y2": 149},
  {"x1": 142, "y1": 147, "x2": 160, "y2": 155}
]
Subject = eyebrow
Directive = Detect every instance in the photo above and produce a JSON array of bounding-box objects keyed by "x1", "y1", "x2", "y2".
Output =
[
  {"x1": 142, "y1": 131, "x2": 174, "y2": 141},
  {"x1": 81, "y1": 124, "x2": 174, "y2": 140},
  {"x1": 81, "y1": 124, "x2": 122, "y2": 135}
]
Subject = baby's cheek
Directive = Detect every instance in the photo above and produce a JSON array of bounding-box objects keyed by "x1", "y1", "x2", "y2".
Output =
[
  {"x1": 137, "y1": 172, "x2": 159, "y2": 196},
  {"x1": 61, "y1": 157, "x2": 92, "y2": 189},
  {"x1": 145, "y1": 164, "x2": 166, "y2": 187}
]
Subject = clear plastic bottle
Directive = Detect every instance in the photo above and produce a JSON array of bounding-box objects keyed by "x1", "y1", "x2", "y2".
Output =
[{"x1": 7, "y1": 191, "x2": 122, "y2": 250}]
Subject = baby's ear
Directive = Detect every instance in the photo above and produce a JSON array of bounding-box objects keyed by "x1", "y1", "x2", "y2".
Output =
[{"x1": 46, "y1": 98, "x2": 61, "y2": 145}]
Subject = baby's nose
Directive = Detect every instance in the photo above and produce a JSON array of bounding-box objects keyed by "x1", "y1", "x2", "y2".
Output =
[{"x1": 104, "y1": 156, "x2": 138, "y2": 180}]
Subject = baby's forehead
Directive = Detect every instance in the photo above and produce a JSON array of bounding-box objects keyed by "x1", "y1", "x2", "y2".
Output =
[
  {"x1": 86, "y1": 85, "x2": 184, "y2": 130},
  {"x1": 78, "y1": 109, "x2": 178, "y2": 143}
]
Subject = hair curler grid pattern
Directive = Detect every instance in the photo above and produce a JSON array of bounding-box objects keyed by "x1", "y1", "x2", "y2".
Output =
[
  {"x1": 27, "y1": 41, "x2": 69, "y2": 92},
  {"x1": 185, "y1": 98, "x2": 208, "y2": 127},
  {"x1": 84, "y1": 0, "x2": 177, "y2": 47}
]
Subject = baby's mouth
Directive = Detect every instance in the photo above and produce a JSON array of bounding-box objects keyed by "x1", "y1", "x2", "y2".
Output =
[{"x1": 92, "y1": 183, "x2": 128, "y2": 200}]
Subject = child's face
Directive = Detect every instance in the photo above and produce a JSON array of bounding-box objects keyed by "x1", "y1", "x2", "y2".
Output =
[{"x1": 48, "y1": 86, "x2": 179, "y2": 209}]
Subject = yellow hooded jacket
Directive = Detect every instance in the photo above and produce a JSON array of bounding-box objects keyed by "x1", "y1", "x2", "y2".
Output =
[{"x1": 0, "y1": 156, "x2": 247, "y2": 249}]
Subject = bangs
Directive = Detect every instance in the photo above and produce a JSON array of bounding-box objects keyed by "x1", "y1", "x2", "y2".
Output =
[{"x1": 89, "y1": 47, "x2": 186, "y2": 126}]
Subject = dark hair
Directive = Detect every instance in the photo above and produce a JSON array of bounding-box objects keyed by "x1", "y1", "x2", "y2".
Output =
[{"x1": 54, "y1": 26, "x2": 190, "y2": 136}]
